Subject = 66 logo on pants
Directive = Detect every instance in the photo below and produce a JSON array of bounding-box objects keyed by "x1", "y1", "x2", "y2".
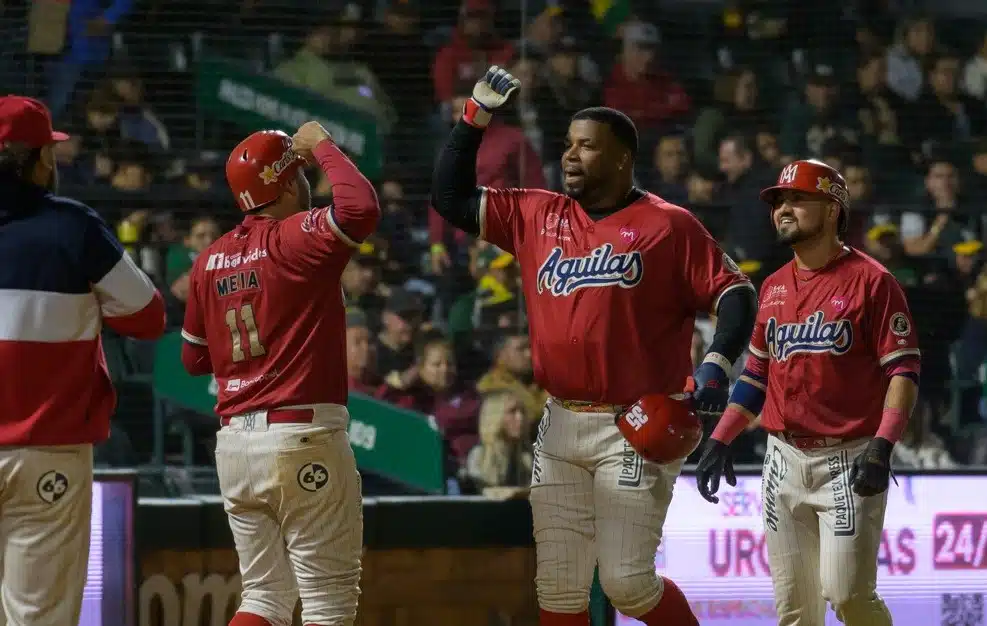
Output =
[{"x1": 297, "y1": 463, "x2": 329, "y2": 492}]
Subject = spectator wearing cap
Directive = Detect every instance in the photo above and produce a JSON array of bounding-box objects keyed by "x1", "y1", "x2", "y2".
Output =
[
  {"x1": 886, "y1": 17, "x2": 937, "y2": 103},
  {"x1": 537, "y1": 34, "x2": 602, "y2": 179},
  {"x1": 779, "y1": 62, "x2": 860, "y2": 163},
  {"x1": 692, "y1": 67, "x2": 766, "y2": 171},
  {"x1": 108, "y1": 139, "x2": 153, "y2": 192},
  {"x1": 448, "y1": 245, "x2": 519, "y2": 342},
  {"x1": 346, "y1": 309, "x2": 384, "y2": 396},
  {"x1": 341, "y1": 243, "x2": 387, "y2": 328},
  {"x1": 904, "y1": 51, "x2": 987, "y2": 151},
  {"x1": 379, "y1": 334, "x2": 482, "y2": 465},
  {"x1": 476, "y1": 332, "x2": 547, "y2": 426},
  {"x1": 603, "y1": 21, "x2": 691, "y2": 132},
  {"x1": 952, "y1": 240, "x2": 987, "y2": 425},
  {"x1": 376, "y1": 288, "x2": 425, "y2": 389},
  {"x1": 431, "y1": 0, "x2": 515, "y2": 107}
]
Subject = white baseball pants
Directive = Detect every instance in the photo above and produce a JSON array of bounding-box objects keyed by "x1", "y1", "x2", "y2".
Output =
[
  {"x1": 763, "y1": 434, "x2": 893, "y2": 626},
  {"x1": 528, "y1": 400, "x2": 682, "y2": 618},
  {"x1": 0, "y1": 444, "x2": 93, "y2": 626},
  {"x1": 215, "y1": 406, "x2": 363, "y2": 626}
]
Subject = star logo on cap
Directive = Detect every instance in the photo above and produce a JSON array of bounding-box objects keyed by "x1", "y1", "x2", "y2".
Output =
[
  {"x1": 259, "y1": 165, "x2": 278, "y2": 185},
  {"x1": 816, "y1": 177, "x2": 834, "y2": 194}
]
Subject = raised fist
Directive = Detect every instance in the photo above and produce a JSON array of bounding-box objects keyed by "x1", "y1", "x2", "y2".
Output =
[
  {"x1": 291, "y1": 121, "x2": 332, "y2": 162},
  {"x1": 462, "y1": 66, "x2": 521, "y2": 128}
]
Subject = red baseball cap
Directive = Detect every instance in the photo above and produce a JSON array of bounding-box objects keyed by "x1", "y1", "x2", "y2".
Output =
[{"x1": 0, "y1": 96, "x2": 69, "y2": 148}]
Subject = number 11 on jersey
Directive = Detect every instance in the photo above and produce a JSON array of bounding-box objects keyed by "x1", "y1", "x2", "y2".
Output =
[{"x1": 225, "y1": 304, "x2": 267, "y2": 362}]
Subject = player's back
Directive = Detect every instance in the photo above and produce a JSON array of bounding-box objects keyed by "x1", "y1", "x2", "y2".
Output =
[{"x1": 190, "y1": 212, "x2": 349, "y2": 417}]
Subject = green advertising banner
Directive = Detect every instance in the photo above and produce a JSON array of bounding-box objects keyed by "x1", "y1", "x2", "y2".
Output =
[
  {"x1": 152, "y1": 332, "x2": 444, "y2": 493},
  {"x1": 195, "y1": 56, "x2": 383, "y2": 179}
]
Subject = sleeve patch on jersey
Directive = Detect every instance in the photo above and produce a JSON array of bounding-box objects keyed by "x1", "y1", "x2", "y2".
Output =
[
  {"x1": 890, "y1": 313, "x2": 911, "y2": 337},
  {"x1": 722, "y1": 252, "x2": 741, "y2": 274}
]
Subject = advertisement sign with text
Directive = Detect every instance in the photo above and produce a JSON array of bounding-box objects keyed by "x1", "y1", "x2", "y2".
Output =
[{"x1": 617, "y1": 474, "x2": 987, "y2": 626}]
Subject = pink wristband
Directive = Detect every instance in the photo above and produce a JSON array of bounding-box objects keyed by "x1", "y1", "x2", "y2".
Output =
[
  {"x1": 876, "y1": 407, "x2": 908, "y2": 443},
  {"x1": 711, "y1": 406, "x2": 752, "y2": 445}
]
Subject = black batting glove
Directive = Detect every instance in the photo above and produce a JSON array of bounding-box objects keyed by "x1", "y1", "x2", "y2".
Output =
[
  {"x1": 696, "y1": 438, "x2": 737, "y2": 504},
  {"x1": 847, "y1": 436, "x2": 895, "y2": 497}
]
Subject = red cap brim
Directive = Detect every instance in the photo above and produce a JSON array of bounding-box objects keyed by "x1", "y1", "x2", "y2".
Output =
[{"x1": 51, "y1": 130, "x2": 70, "y2": 142}]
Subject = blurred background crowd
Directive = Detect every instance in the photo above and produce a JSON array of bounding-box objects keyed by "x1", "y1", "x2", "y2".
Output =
[{"x1": 4, "y1": 0, "x2": 987, "y2": 495}]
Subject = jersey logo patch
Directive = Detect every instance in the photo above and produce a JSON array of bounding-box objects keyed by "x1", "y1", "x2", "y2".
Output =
[
  {"x1": 536, "y1": 244, "x2": 644, "y2": 296},
  {"x1": 765, "y1": 311, "x2": 853, "y2": 362},
  {"x1": 890, "y1": 312, "x2": 911, "y2": 337}
]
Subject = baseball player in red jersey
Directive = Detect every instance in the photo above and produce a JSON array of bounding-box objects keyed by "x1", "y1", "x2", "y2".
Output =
[
  {"x1": 0, "y1": 96, "x2": 165, "y2": 626},
  {"x1": 431, "y1": 66, "x2": 758, "y2": 626},
  {"x1": 696, "y1": 159, "x2": 921, "y2": 626},
  {"x1": 180, "y1": 122, "x2": 379, "y2": 626}
]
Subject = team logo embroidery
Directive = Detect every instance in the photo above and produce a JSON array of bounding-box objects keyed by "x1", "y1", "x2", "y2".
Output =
[
  {"x1": 765, "y1": 311, "x2": 853, "y2": 362},
  {"x1": 778, "y1": 163, "x2": 799, "y2": 184},
  {"x1": 37, "y1": 471, "x2": 68, "y2": 504},
  {"x1": 817, "y1": 177, "x2": 850, "y2": 206},
  {"x1": 259, "y1": 148, "x2": 298, "y2": 185},
  {"x1": 536, "y1": 244, "x2": 643, "y2": 297},
  {"x1": 890, "y1": 313, "x2": 911, "y2": 337},
  {"x1": 297, "y1": 462, "x2": 329, "y2": 492},
  {"x1": 831, "y1": 296, "x2": 847, "y2": 312},
  {"x1": 619, "y1": 227, "x2": 638, "y2": 242}
]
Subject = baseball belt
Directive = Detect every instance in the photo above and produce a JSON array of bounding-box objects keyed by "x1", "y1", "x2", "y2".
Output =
[
  {"x1": 555, "y1": 398, "x2": 625, "y2": 414},
  {"x1": 776, "y1": 431, "x2": 850, "y2": 450},
  {"x1": 220, "y1": 407, "x2": 314, "y2": 427}
]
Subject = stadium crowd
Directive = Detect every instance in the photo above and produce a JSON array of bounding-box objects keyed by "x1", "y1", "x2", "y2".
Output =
[{"x1": 4, "y1": 0, "x2": 987, "y2": 490}]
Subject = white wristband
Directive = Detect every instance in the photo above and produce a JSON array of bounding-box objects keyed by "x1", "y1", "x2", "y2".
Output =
[{"x1": 703, "y1": 352, "x2": 732, "y2": 372}]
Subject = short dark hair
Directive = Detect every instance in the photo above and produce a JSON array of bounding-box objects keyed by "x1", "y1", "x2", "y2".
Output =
[
  {"x1": 721, "y1": 133, "x2": 754, "y2": 157},
  {"x1": 0, "y1": 142, "x2": 43, "y2": 181},
  {"x1": 571, "y1": 107, "x2": 639, "y2": 158}
]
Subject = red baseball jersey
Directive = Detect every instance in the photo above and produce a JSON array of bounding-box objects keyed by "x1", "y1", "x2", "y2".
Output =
[
  {"x1": 181, "y1": 143, "x2": 379, "y2": 418},
  {"x1": 750, "y1": 247, "x2": 921, "y2": 438},
  {"x1": 480, "y1": 187, "x2": 753, "y2": 404}
]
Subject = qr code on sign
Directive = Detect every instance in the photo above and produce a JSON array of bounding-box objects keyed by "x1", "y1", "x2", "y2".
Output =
[{"x1": 942, "y1": 593, "x2": 985, "y2": 626}]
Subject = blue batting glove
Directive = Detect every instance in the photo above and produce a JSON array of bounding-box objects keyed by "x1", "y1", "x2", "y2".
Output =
[{"x1": 691, "y1": 353, "x2": 731, "y2": 417}]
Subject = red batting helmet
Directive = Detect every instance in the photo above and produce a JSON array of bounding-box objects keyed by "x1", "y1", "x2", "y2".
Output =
[
  {"x1": 616, "y1": 393, "x2": 703, "y2": 465},
  {"x1": 225, "y1": 130, "x2": 304, "y2": 212},
  {"x1": 760, "y1": 159, "x2": 850, "y2": 235}
]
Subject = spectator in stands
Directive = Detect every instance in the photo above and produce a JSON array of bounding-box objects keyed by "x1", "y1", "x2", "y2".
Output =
[
  {"x1": 717, "y1": 134, "x2": 781, "y2": 273},
  {"x1": 103, "y1": 64, "x2": 170, "y2": 153},
  {"x1": 517, "y1": 3, "x2": 564, "y2": 58},
  {"x1": 507, "y1": 49, "x2": 547, "y2": 162},
  {"x1": 476, "y1": 332, "x2": 546, "y2": 425},
  {"x1": 535, "y1": 34, "x2": 601, "y2": 183},
  {"x1": 603, "y1": 21, "x2": 691, "y2": 132},
  {"x1": 463, "y1": 390, "x2": 533, "y2": 495},
  {"x1": 893, "y1": 406, "x2": 958, "y2": 468},
  {"x1": 108, "y1": 140, "x2": 153, "y2": 192},
  {"x1": 346, "y1": 309, "x2": 383, "y2": 396},
  {"x1": 381, "y1": 335, "x2": 481, "y2": 464},
  {"x1": 693, "y1": 67, "x2": 765, "y2": 171},
  {"x1": 82, "y1": 88, "x2": 123, "y2": 182},
  {"x1": 376, "y1": 288, "x2": 424, "y2": 389},
  {"x1": 962, "y1": 28, "x2": 987, "y2": 101},
  {"x1": 971, "y1": 139, "x2": 987, "y2": 198},
  {"x1": 374, "y1": 175, "x2": 422, "y2": 286},
  {"x1": 165, "y1": 215, "x2": 220, "y2": 305},
  {"x1": 905, "y1": 51, "x2": 987, "y2": 150},
  {"x1": 754, "y1": 123, "x2": 781, "y2": 169},
  {"x1": 431, "y1": 0, "x2": 514, "y2": 107},
  {"x1": 52, "y1": 123, "x2": 93, "y2": 186},
  {"x1": 45, "y1": 0, "x2": 135, "y2": 119},
  {"x1": 275, "y1": 8, "x2": 396, "y2": 129},
  {"x1": 448, "y1": 245, "x2": 519, "y2": 343},
  {"x1": 428, "y1": 82, "x2": 544, "y2": 277},
  {"x1": 360, "y1": 0, "x2": 432, "y2": 126},
  {"x1": 901, "y1": 156, "x2": 980, "y2": 258},
  {"x1": 953, "y1": 241, "x2": 987, "y2": 424},
  {"x1": 850, "y1": 52, "x2": 909, "y2": 167},
  {"x1": 342, "y1": 247, "x2": 387, "y2": 329},
  {"x1": 779, "y1": 62, "x2": 860, "y2": 162},
  {"x1": 646, "y1": 133, "x2": 689, "y2": 205},
  {"x1": 886, "y1": 16, "x2": 937, "y2": 102}
]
